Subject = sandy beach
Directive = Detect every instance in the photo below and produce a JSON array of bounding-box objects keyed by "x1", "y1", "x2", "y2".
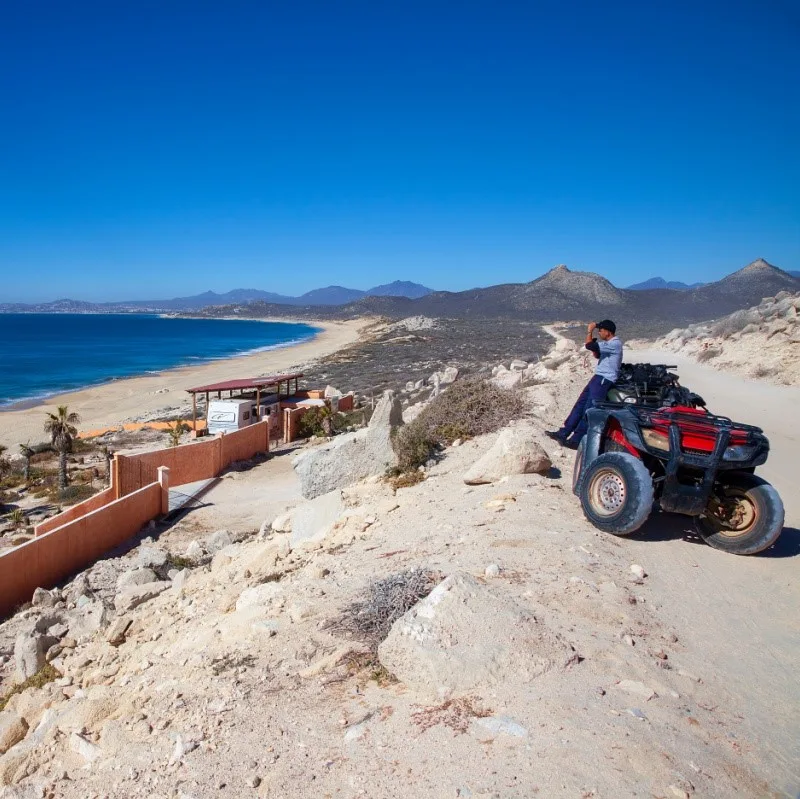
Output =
[{"x1": 0, "y1": 318, "x2": 366, "y2": 451}]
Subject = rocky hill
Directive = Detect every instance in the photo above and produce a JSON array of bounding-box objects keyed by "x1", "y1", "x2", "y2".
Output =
[
  {"x1": 0, "y1": 352, "x2": 790, "y2": 797},
  {"x1": 196, "y1": 261, "x2": 800, "y2": 338},
  {"x1": 643, "y1": 289, "x2": 800, "y2": 385}
]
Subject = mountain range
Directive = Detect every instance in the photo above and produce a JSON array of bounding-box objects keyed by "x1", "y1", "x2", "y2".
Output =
[
  {"x1": 2, "y1": 261, "x2": 798, "y2": 338},
  {"x1": 195, "y1": 258, "x2": 800, "y2": 338},
  {"x1": 0, "y1": 280, "x2": 434, "y2": 314}
]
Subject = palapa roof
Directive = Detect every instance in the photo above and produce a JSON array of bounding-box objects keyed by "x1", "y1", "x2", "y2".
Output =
[{"x1": 186, "y1": 372, "x2": 303, "y2": 394}]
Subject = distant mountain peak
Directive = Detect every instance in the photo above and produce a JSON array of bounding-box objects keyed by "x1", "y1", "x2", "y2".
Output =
[
  {"x1": 739, "y1": 258, "x2": 775, "y2": 273},
  {"x1": 531, "y1": 264, "x2": 624, "y2": 305}
]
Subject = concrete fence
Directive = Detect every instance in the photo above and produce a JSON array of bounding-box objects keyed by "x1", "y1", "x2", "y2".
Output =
[
  {"x1": 0, "y1": 481, "x2": 163, "y2": 618},
  {"x1": 1, "y1": 421, "x2": 272, "y2": 617},
  {"x1": 113, "y1": 420, "x2": 270, "y2": 498}
]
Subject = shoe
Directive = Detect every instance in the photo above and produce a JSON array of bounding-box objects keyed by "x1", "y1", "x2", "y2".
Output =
[
  {"x1": 545, "y1": 430, "x2": 566, "y2": 443},
  {"x1": 562, "y1": 439, "x2": 579, "y2": 450}
]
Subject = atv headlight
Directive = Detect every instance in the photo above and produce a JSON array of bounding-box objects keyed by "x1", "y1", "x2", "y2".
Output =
[
  {"x1": 642, "y1": 428, "x2": 670, "y2": 451},
  {"x1": 723, "y1": 444, "x2": 757, "y2": 461}
]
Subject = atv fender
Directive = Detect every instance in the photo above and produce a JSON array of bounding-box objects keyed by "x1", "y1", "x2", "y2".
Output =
[{"x1": 577, "y1": 407, "x2": 648, "y2": 493}]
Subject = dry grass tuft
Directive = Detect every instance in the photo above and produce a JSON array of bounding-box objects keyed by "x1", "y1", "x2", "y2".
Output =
[
  {"x1": 386, "y1": 470, "x2": 425, "y2": 490},
  {"x1": 0, "y1": 663, "x2": 60, "y2": 712},
  {"x1": 411, "y1": 696, "x2": 492, "y2": 735},
  {"x1": 326, "y1": 568, "x2": 442, "y2": 652}
]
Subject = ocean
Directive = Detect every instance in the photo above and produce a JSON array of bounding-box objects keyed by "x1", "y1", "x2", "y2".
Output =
[{"x1": 0, "y1": 313, "x2": 320, "y2": 407}]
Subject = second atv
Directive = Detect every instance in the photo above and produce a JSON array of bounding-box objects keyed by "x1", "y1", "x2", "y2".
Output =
[{"x1": 571, "y1": 363, "x2": 785, "y2": 555}]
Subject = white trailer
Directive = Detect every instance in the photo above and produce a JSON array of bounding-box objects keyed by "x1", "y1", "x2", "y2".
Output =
[{"x1": 206, "y1": 398, "x2": 258, "y2": 434}]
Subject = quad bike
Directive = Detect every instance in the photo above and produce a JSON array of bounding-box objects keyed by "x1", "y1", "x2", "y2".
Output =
[{"x1": 571, "y1": 363, "x2": 785, "y2": 555}]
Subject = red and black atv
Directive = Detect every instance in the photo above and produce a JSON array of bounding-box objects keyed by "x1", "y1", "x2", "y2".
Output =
[{"x1": 571, "y1": 363, "x2": 785, "y2": 555}]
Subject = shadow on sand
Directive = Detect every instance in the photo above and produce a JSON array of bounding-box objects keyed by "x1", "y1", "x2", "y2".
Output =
[{"x1": 628, "y1": 511, "x2": 800, "y2": 559}]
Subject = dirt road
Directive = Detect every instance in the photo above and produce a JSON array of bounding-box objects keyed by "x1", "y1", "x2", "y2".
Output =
[{"x1": 628, "y1": 348, "x2": 800, "y2": 793}]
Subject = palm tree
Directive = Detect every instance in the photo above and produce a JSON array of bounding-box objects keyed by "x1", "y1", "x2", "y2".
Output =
[
  {"x1": 44, "y1": 406, "x2": 80, "y2": 490},
  {"x1": 166, "y1": 420, "x2": 188, "y2": 448},
  {"x1": 19, "y1": 443, "x2": 34, "y2": 483}
]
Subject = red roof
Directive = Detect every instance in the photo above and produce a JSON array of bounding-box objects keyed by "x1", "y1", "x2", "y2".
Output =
[{"x1": 186, "y1": 373, "x2": 303, "y2": 394}]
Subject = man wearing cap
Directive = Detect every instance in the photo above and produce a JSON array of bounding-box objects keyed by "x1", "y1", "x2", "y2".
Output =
[{"x1": 546, "y1": 319, "x2": 622, "y2": 448}]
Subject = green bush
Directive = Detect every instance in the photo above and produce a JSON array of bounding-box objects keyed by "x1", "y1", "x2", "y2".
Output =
[
  {"x1": 296, "y1": 406, "x2": 332, "y2": 438},
  {"x1": 392, "y1": 378, "x2": 524, "y2": 472}
]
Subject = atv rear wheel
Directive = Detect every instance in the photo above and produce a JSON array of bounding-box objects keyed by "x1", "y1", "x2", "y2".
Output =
[
  {"x1": 579, "y1": 452, "x2": 654, "y2": 535},
  {"x1": 695, "y1": 472, "x2": 784, "y2": 555}
]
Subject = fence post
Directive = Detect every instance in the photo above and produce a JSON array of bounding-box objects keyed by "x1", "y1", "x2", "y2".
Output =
[
  {"x1": 157, "y1": 466, "x2": 170, "y2": 516},
  {"x1": 112, "y1": 455, "x2": 122, "y2": 499}
]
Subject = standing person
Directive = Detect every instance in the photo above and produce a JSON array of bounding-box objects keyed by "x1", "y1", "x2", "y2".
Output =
[{"x1": 546, "y1": 320, "x2": 623, "y2": 448}]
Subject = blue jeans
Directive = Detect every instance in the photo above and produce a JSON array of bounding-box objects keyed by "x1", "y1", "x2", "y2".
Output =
[{"x1": 559, "y1": 375, "x2": 613, "y2": 444}]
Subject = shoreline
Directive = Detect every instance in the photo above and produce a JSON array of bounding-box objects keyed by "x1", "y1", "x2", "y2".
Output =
[{"x1": 0, "y1": 318, "x2": 367, "y2": 451}]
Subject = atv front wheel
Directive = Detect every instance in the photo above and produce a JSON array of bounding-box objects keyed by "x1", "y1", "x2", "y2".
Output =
[
  {"x1": 579, "y1": 452, "x2": 654, "y2": 535},
  {"x1": 695, "y1": 473, "x2": 784, "y2": 555}
]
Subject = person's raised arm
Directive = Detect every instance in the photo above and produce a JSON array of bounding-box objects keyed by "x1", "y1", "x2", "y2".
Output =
[{"x1": 585, "y1": 322, "x2": 600, "y2": 358}]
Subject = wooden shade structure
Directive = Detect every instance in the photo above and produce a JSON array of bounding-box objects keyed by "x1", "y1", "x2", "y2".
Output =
[{"x1": 185, "y1": 373, "x2": 303, "y2": 431}]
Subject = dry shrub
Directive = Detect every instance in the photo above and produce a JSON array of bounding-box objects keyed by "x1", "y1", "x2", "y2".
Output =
[
  {"x1": 0, "y1": 663, "x2": 59, "y2": 711},
  {"x1": 696, "y1": 347, "x2": 722, "y2": 362},
  {"x1": 326, "y1": 567, "x2": 441, "y2": 652},
  {"x1": 387, "y1": 470, "x2": 425, "y2": 490},
  {"x1": 411, "y1": 696, "x2": 492, "y2": 735},
  {"x1": 752, "y1": 364, "x2": 778, "y2": 379},
  {"x1": 393, "y1": 378, "x2": 524, "y2": 471}
]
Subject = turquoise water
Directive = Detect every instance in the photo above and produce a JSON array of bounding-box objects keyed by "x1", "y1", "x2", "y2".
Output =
[{"x1": 0, "y1": 314, "x2": 320, "y2": 407}]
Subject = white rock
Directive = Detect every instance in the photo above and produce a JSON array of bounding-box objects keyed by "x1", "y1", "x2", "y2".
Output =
[
  {"x1": 184, "y1": 540, "x2": 204, "y2": 560},
  {"x1": 138, "y1": 546, "x2": 168, "y2": 569},
  {"x1": 205, "y1": 530, "x2": 232, "y2": 553},
  {"x1": 629, "y1": 564, "x2": 647, "y2": 579},
  {"x1": 491, "y1": 370, "x2": 523, "y2": 390},
  {"x1": 463, "y1": 423, "x2": 552, "y2": 484},
  {"x1": 31, "y1": 587, "x2": 55, "y2": 608},
  {"x1": 70, "y1": 732, "x2": 102, "y2": 763},
  {"x1": 289, "y1": 490, "x2": 345, "y2": 549},
  {"x1": 235, "y1": 582, "x2": 284, "y2": 614},
  {"x1": 270, "y1": 510, "x2": 294, "y2": 533},
  {"x1": 509, "y1": 359, "x2": 528, "y2": 371},
  {"x1": 116, "y1": 568, "x2": 158, "y2": 591},
  {"x1": 378, "y1": 572, "x2": 574, "y2": 700},
  {"x1": 114, "y1": 581, "x2": 171, "y2": 613},
  {"x1": 614, "y1": 680, "x2": 656, "y2": 700},
  {"x1": 484, "y1": 564, "x2": 500, "y2": 578}
]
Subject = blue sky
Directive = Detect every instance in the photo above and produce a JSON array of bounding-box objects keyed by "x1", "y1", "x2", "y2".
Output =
[{"x1": 1, "y1": 0, "x2": 798, "y2": 302}]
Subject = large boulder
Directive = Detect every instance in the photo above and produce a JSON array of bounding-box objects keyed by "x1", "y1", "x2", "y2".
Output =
[
  {"x1": 289, "y1": 490, "x2": 345, "y2": 549},
  {"x1": 114, "y1": 581, "x2": 171, "y2": 613},
  {"x1": 463, "y1": 423, "x2": 552, "y2": 484},
  {"x1": 491, "y1": 370, "x2": 523, "y2": 390},
  {"x1": 292, "y1": 391, "x2": 403, "y2": 499},
  {"x1": 0, "y1": 713, "x2": 28, "y2": 754},
  {"x1": 378, "y1": 573, "x2": 574, "y2": 700},
  {"x1": 14, "y1": 632, "x2": 58, "y2": 681}
]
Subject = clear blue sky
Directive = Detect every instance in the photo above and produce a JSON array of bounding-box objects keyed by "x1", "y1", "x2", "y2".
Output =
[{"x1": 1, "y1": 0, "x2": 798, "y2": 302}]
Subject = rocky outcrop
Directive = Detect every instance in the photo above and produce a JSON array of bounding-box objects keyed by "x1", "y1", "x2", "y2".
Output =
[
  {"x1": 650, "y1": 290, "x2": 800, "y2": 385},
  {"x1": 463, "y1": 423, "x2": 552, "y2": 484},
  {"x1": 378, "y1": 572, "x2": 575, "y2": 700},
  {"x1": 292, "y1": 391, "x2": 403, "y2": 499}
]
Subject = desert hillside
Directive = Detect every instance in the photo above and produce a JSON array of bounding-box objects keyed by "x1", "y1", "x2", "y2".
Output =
[
  {"x1": 638, "y1": 290, "x2": 800, "y2": 385},
  {"x1": 1, "y1": 333, "x2": 797, "y2": 798}
]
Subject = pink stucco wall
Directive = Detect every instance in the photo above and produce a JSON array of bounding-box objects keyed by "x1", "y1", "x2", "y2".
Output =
[
  {"x1": 0, "y1": 482, "x2": 161, "y2": 618},
  {"x1": 34, "y1": 486, "x2": 116, "y2": 537}
]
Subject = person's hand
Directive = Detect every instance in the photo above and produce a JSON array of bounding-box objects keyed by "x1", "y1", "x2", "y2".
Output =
[{"x1": 587, "y1": 322, "x2": 597, "y2": 333}]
